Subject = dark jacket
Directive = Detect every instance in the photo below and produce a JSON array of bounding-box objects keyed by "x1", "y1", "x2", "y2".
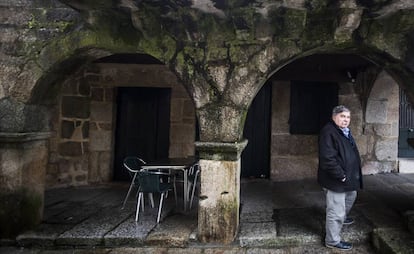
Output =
[{"x1": 318, "y1": 121, "x2": 363, "y2": 192}]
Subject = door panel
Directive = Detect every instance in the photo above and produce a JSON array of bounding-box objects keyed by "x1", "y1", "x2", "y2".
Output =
[
  {"x1": 241, "y1": 83, "x2": 271, "y2": 178},
  {"x1": 399, "y1": 88, "x2": 414, "y2": 157},
  {"x1": 114, "y1": 87, "x2": 170, "y2": 181}
]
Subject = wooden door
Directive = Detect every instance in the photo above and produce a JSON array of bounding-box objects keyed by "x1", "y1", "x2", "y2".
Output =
[
  {"x1": 114, "y1": 87, "x2": 170, "y2": 181},
  {"x1": 241, "y1": 82, "x2": 271, "y2": 178}
]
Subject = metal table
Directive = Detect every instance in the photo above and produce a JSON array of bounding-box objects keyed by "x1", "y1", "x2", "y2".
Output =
[{"x1": 141, "y1": 157, "x2": 197, "y2": 211}]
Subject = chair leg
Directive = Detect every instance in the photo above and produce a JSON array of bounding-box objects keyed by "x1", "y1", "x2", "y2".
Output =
[
  {"x1": 189, "y1": 183, "x2": 197, "y2": 209},
  {"x1": 141, "y1": 193, "x2": 145, "y2": 212},
  {"x1": 173, "y1": 177, "x2": 178, "y2": 206},
  {"x1": 149, "y1": 193, "x2": 155, "y2": 208},
  {"x1": 122, "y1": 173, "x2": 138, "y2": 209},
  {"x1": 135, "y1": 193, "x2": 143, "y2": 221},
  {"x1": 189, "y1": 172, "x2": 200, "y2": 209},
  {"x1": 157, "y1": 192, "x2": 165, "y2": 223}
]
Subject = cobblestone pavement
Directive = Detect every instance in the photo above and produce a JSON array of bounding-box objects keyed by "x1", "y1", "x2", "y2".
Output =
[{"x1": 1, "y1": 173, "x2": 414, "y2": 253}]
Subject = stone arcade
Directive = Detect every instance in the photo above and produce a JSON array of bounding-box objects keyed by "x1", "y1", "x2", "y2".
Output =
[{"x1": 1, "y1": 0, "x2": 414, "y2": 244}]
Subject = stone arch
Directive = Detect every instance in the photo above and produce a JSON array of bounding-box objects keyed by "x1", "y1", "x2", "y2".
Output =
[
  {"x1": 3, "y1": 0, "x2": 414, "y2": 242},
  {"x1": 241, "y1": 45, "x2": 410, "y2": 182},
  {"x1": 0, "y1": 26, "x2": 199, "y2": 234},
  {"x1": 26, "y1": 49, "x2": 198, "y2": 187},
  {"x1": 363, "y1": 70, "x2": 400, "y2": 174}
]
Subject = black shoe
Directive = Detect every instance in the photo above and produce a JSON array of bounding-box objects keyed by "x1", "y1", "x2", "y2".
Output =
[
  {"x1": 325, "y1": 241, "x2": 353, "y2": 251},
  {"x1": 344, "y1": 217, "x2": 354, "y2": 225}
]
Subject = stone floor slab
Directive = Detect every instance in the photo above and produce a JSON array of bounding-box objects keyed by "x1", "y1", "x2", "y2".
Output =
[
  {"x1": 238, "y1": 222, "x2": 277, "y2": 247},
  {"x1": 103, "y1": 217, "x2": 155, "y2": 247},
  {"x1": 276, "y1": 208, "x2": 323, "y2": 246},
  {"x1": 3, "y1": 173, "x2": 414, "y2": 254},
  {"x1": 55, "y1": 206, "x2": 132, "y2": 246}
]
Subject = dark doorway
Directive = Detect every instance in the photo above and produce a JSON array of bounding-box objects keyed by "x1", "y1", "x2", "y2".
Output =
[
  {"x1": 241, "y1": 82, "x2": 271, "y2": 178},
  {"x1": 114, "y1": 87, "x2": 171, "y2": 181},
  {"x1": 399, "y1": 88, "x2": 414, "y2": 157}
]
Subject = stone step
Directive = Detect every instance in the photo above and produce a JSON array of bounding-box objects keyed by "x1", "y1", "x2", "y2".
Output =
[
  {"x1": 238, "y1": 208, "x2": 372, "y2": 248},
  {"x1": 0, "y1": 244, "x2": 377, "y2": 254},
  {"x1": 405, "y1": 210, "x2": 414, "y2": 235},
  {"x1": 372, "y1": 228, "x2": 414, "y2": 254}
]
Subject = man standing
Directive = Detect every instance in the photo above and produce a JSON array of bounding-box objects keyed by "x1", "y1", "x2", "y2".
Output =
[{"x1": 318, "y1": 105, "x2": 363, "y2": 251}]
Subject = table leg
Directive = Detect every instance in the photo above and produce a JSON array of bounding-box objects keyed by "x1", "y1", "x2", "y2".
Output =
[{"x1": 183, "y1": 169, "x2": 188, "y2": 211}]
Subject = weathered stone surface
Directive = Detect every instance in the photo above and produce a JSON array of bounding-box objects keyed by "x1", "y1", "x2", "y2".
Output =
[
  {"x1": 90, "y1": 102, "x2": 112, "y2": 122},
  {"x1": 238, "y1": 222, "x2": 277, "y2": 247},
  {"x1": 362, "y1": 160, "x2": 396, "y2": 174},
  {"x1": 61, "y1": 96, "x2": 90, "y2": 118},
  {"x1": 271, "y1": 156, "x2": 318, "y2": 182},
  {"x1": 89, "y1": 130, "x2": 112, "y2": 152},
  {"x1": 0, "y1": 133, "x2": 49, "y2": 238},
  {"x1": 372, "y1": 228, "x2": 414, "y2": 254},
  {"x1": 58, "y1": 141, "x2": 84, "y2": 156},
  {"x1": 57, "y1": 206, "x2": 132, "y2": 246},
  {"x1": 91, "y1": 87, "x2": 104, "y2": 101},
  {"x1": 146, "y1": 214, "x2": 197, "y2": 247},
  {"x1": 198, "y1": 159, "x2": 240, "y2": 243},
  {"x1": 375, "y1": 138, "x2": 398, "y2": 161},
  {"x1": 0, "y1": 98, "x2": 25, "y2": 132},
  {"x1": 79, "y1": 79, "x2": 90, "y2": 96},
  {"x1": 88, "y1": 151, "x2": 111, "y2": 182},
  {"x1": 404, "y1": 210, "x2": 414, "y2": 234},
  {"x1": 61, "y1": 120, "x2": 75, "y2": 138},
  {"x1": 271, "y1": 135, "x2": 317, "y2": 156}
]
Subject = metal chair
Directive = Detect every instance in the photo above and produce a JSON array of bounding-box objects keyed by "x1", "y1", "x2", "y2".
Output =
[
  {"x1": 121, "y1": 156, "x2": 146, "y2": 209},
  {"x1": 187, "y1": 163, "x2": 200, "y2": 209},
  {"x1": 135, "y1": 170, "x2": 173, "y2": 223}
]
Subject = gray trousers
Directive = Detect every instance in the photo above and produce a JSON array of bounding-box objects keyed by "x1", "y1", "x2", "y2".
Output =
[{"x1": 324, "y1": 189, "x2": 357, "y2": 245}]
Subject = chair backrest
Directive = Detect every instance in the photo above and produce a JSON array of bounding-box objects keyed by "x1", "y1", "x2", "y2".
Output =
[
  {"x1": 123, "y1": 156, "x2": 146, "y2": 173},
  {"x1": 189, "y1": 163, "x2": 200, "y2": 178},
  {"x1": 138, "y1": 171, "x2": 170, "y2": 193}
]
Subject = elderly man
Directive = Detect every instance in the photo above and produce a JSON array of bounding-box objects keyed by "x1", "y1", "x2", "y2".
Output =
[{"x1": 318, "y1": 105, "x2": 363, "y2": 251}]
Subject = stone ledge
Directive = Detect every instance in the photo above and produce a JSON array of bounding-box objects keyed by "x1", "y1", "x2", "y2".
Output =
[
  {"x1": 0, "y1": 132, "x2": 52, "y2": 143},
  {"x1": 372, "y1": 228, "x2": 414, "y2": 254},
  {"x1": 195, "y1": 139, "x2": 248, "y2": 161}
]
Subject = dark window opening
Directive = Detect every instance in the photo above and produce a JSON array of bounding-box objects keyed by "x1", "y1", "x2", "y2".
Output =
[
  {"x1": 289, "y1": 81, "x2": 338, "y2": 134},
  {"x1": 399, "y1": 88, "x2": 414, "y2": 157}
]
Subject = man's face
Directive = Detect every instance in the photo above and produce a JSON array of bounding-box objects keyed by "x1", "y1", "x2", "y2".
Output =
[{"x1": 332, "y1": 111, "x2": 351, "y2": 128}]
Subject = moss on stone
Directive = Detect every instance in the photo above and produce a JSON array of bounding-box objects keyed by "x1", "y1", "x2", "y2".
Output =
[
  {"x1": 302, "y1": 8, "x2": 337, "y2": 48},
  {"x1": 206, "y1": 47, "x2": 228, "y2": 62},
  {"x1": 183, "y1": 45, "x2": 205, "y2": 63},
  {"x1": 218, "y1": 197, "x2": 239, "y2": 242},
  {"x1": 268, "y1": 7, "x2": 306, "y2": 39},
  {"x1": 0, "y1": 188, "x2": 43, "y2": 238},
  {"x1": 357, "y1": 10, "x2": 414, "y2": 59}
]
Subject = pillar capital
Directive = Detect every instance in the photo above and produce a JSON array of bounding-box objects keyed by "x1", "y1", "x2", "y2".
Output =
[
  {"x1": 195, "y1": 139, "x2": 248, "y2": 161},
  {"x1": 0, "y1": 132, "x2": 51, "y2": 143}
]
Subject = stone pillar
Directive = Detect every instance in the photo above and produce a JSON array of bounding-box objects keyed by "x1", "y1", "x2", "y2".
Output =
[
  {"x1": 195, "y1": 140, "x2": 248, "y2": 244},
  {"x1": 0, "y1": 132, "x2": 50, "y2": 238}
]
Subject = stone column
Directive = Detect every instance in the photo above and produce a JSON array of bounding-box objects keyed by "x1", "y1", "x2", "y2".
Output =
[
  {"x1": 0, "y1": 132, "x2": 50, "y2": 238},
  {"x1": 195, "y1": 140, "x2": 248, "y2": 244}
]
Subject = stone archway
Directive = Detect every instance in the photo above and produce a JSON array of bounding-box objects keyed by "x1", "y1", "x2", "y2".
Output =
[
  {"x1": 363, "y1": 70, "x2": 400, "y2": 174},
  {"x1": 3, "y1": 0, "x2": 414, "y2": 243}
]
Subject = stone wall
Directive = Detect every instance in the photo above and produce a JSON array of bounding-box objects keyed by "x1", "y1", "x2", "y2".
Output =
[
  {"x1": 363, "y1": 71, "x2": 399, "y2": 174},
  {"x1": 47, "y1": 70, "x2": 91, "y2": 187},
  {"x1": 270, "y1": 80, "x2": 319, "y2": 181},
  {"x1": 46, "y1": 64, "x2": 196, "y2": 187}
]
